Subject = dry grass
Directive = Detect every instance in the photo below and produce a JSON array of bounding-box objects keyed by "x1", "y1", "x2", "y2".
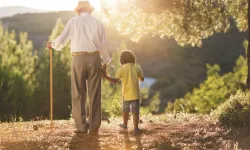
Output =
[{"x1": 0, "y1": 113, "x2": 249, "y2": 150}]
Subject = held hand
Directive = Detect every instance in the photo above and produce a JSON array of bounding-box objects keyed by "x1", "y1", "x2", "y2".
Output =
[
  {"x1": 46, "y1": 42, "x2": 53, "y2": 49},
  {"x1": 100, "y1": 69, "x2": 107, "y2": 78},
  {"x1": 102, "y1": 64, "x2": 107, "y2": 74}
]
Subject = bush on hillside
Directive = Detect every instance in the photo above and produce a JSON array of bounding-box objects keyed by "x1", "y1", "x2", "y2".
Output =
[
  {"x1": 0, "y1": 67, "x2": 29, "y2": 121},
  {"x1": 166, "y1": 54, "x2": 247, "y2": 114},
  {"x1": 214, "y1": 90, "x2": 250, "y2": 128},
  {"x1": 141, "y1": 92, "x2": 161, "y2": 115}
]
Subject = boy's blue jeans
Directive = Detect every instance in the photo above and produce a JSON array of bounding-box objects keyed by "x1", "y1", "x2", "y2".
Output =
[{"x1": 122, "y1": 100, "x2": 140, "y2": 113}]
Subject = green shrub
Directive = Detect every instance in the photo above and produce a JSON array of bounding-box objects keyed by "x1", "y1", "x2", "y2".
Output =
[
  {"x1": 214, "y1": 90, "x2": 250, "y2": 128},
  {"x1": 166, "y1": 54, "x2": 247, "y2": 114},
  {"x1": 0, "y1": 67, "x2": 29, "y2": 121},
  {"x1": 140, "y1": 92, "x2": 161, "y2": 115}
]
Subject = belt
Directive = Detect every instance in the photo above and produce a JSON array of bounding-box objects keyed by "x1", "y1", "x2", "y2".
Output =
[{"x1": 72, "y1": 51, "x2": 99, "y2": 56}]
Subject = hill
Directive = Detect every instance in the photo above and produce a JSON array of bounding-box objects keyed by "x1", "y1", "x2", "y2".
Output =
[
  {"x1": 0, "y1": 6, "x2": 41, "y2": 18},
  {"x1": 0, "y1": 114, "x2": 249, "y2": 149},
  {"x1": 1, "y1": 11, "x2": 75, "y2": 48},
  {"x1": 0, "y1": 12, "x2": 247, "y2": 110}
]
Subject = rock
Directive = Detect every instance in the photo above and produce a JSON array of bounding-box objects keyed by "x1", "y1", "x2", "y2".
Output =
[{"x1": 33, "y1": 125, "x2": 38, "y2": 131}]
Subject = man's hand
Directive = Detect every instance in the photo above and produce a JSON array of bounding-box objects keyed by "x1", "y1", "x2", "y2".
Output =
[
  {"x1": 100, "y1": 69, "x2": 107, "y2": 78},
  {"x1": 102, "y1": 64, "x2": 107, "y2": 74},
  {"x1": 46, "y1": 42, "x2": 53, "y2": 49}
]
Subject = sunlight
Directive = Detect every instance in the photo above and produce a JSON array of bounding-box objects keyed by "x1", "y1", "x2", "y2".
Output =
[
  {"x1": 100, "y1": 0, "x2": 117, "y2": 10},
  {"x1": 89, "y1": 0, "x2": 101, "y2": 11},
  {"x1": 88, "y1": 0, "x2": 118, "y2": 11},
  {"x1": 105, "y1": 0, "x2": 117, "y2": 6}
]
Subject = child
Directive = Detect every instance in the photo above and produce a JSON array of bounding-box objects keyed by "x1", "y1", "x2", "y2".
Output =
[{"x1": 102, "y1": 50, "x2": 144, "y2": 133}]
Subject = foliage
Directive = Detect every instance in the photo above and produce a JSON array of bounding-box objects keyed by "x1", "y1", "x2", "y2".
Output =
[
  {"x1": 214, "y1": 90, "x2": 250, "y2": 129},
  {"x1": 140, "y1": 92, "x2": 161, "y2": 115},
  {"x1": 0, "y1": 23, "x2": 37, "y2": 121},
  {"x1": 100, "y1": 0, "x2": 248, "y2": 109},
  {"x1": 101, "y1": 0, "x2": 241, "y2": 47},
  {"x1": 0, "y1": 67, "x2": 28, "y2": 121},
  {"x1": 166, "y1": 48, "x2": 247, "y2": 113},
  {"x1": 31, "y1": 20, "x2": 72, "y2": 120}
]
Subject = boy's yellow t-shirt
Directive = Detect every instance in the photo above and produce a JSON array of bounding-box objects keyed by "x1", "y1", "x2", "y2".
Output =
[{"x1": 115, "y1": 63, "x2": 144, "y2": 101}]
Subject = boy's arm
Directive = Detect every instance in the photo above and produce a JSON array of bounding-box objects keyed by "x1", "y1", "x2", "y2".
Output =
[
  {"x1": 137, "y1": 66, "x2": 144, "y2": 82},
  {"x1": 103, "y1": 74, "x2": 120, "y2": 84},
  {"x1": 101, "y1": 69, "x2": 120, "y2": 83}
]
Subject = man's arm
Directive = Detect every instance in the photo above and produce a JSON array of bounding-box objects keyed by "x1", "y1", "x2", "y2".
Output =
[
  {"x1": 99, "y1": 23, "x2": 110, "y2": 64},
  {"x1": 47, "y1": 19, "x2": 72, "y2": 50}
]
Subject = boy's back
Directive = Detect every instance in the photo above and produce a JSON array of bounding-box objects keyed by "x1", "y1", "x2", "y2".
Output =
[{"x1": 115, "y1": 63, "x2": 143, "y2": 101}]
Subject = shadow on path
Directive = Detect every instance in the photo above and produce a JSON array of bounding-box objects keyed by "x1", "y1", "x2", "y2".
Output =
[
  {"x1": 123, "y1": 133, "x2": 143, "y2": 150},
  {"x1": 68, "y1": 133, "x2": 100, "y2": 150}
]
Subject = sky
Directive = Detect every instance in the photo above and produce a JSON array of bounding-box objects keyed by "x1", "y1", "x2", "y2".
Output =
[{"x1": 0, "y1": 0, "x2": 103, "y2": 11}]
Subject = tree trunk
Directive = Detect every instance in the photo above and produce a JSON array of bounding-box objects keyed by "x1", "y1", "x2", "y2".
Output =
[{"x1": 247, "y1": 0, "x2": 250, "y2": 88}]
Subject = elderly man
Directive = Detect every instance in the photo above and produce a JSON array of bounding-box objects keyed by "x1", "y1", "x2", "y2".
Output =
[{"x1": 46, "y1": 0, "x2": 110, "y2": 133}]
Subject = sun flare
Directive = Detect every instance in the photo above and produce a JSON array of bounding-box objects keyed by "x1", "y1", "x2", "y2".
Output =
[
  {"x1": 89, "y1": 0, "x2": 101, "y2": 10},
  {"x1": 100, "y1": 0, "x2": 117, "y2": 10},
  {"x1": 88, "y1": 0, "x2": 118, "y2": 11}
]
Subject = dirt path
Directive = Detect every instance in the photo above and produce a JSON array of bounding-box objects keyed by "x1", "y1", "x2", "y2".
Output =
[{"x1": 0, "y1": 114, "x2": 249, "y2": 150}]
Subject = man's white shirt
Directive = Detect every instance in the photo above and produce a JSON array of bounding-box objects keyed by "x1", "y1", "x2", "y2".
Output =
[{"x1": 52, "y1": 12, "x2": 110, "y2": 64}]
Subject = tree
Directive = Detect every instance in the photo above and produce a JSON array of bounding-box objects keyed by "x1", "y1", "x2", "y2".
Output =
[
  {"x1": 32, "y1": 20, "x2": 72, "y2": 120},
  {"x1": 101, "y1": 0, "x2": 250, "y2": 87},
  {"x1": 0, "y1": 23, "x2": 37, "y2": 121},
  {"x1": 247, "y1": 0, "x2": 250, "y2": 87}
]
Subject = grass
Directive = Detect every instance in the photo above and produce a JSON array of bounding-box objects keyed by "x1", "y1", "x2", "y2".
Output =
[{"x1": 0, "y1": 113, "x2": 249, "y2": 150}]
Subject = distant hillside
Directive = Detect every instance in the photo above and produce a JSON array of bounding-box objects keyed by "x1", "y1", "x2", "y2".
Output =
[
  {"x1": 1, "y1": 11, "x2": 122, "y2": 49},
  {"x1": 1, "y1": 11, "x2": 77, "y2": 49},
  {"x1": 0, "y1": 12, "x2": 247, "y2": 110},
  {"x1": 0, "y1": 6, "x2": 41, "y2": 18}
]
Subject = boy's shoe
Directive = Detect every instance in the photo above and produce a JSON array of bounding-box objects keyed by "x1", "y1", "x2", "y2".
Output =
[
  {"x1": 134, "y1": 128, "x2": 141, "y2": 134},
  {"x1": 119, "y1": 123, "x2": 128, "y2": 129}
]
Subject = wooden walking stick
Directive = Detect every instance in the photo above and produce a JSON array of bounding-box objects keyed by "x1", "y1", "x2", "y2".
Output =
[{"x1": 50, "y1": 48, "x2": 53, "y2": 132}]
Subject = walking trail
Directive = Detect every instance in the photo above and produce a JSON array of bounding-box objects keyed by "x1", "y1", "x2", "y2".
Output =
[{"x1": 1, "y1": 114, "x2": 249, "y2": 150}]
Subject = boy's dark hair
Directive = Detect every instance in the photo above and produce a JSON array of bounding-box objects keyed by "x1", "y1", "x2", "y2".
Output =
[{"x1": 120, "y1": 50, "x2": 136, "y2": 65}]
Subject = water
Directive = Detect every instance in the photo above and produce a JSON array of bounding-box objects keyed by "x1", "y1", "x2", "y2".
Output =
[{"x1": 140, "y1": 77, "x2": 156, "y2": 89}]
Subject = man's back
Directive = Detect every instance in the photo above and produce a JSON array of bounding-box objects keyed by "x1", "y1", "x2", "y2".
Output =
[
  {"x1": 51, "y1": 12, "x2": 109, "y2": 63},
  {"x1": 70, "y1": 13, "x2": 104, "y2": 52}
]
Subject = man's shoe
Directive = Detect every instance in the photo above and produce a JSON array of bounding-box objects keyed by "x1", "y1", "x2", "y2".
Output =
[
  {"x1": 89, "y1": 130, "x2": 99, "y2": 135},
  {"x1": 74, "y1": 123, "x2": 89, "y2": 134},
  {"x1": 74, "y1": 129, "x2": 87, "y2": 134}
]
